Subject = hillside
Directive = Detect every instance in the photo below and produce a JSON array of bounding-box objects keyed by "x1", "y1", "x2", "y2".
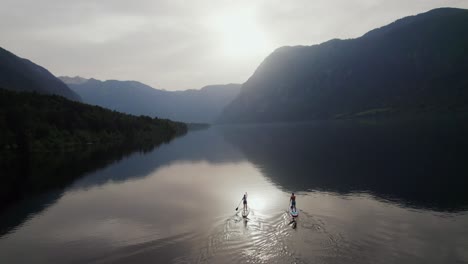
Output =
[
  {"x1": 0, "y1": 88, "x2": 186, "y2": 152},
  {"x1": 0, "y1": 47, "x2": 81, "y2": 101},
  {"x1": 219, "y1": 8, "x2": 468, "y2": 123},
  {"x1": 61, "y1": 77, "x2": 241, "y2": 123}
]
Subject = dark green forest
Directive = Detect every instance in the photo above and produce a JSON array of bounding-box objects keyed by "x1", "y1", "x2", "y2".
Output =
[
  {"x1": 0, "y1": 88, "x2": 187, "y2": 208},
  {"x1": 0, "y1": 88, "x2": 187, "y2": 152}
]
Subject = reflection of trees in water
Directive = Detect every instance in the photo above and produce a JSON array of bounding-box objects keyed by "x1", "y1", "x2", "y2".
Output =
[
  {"x1": 0, "y1": 128, "x2": 244, "y2": 236},
  {"x1": 71, "y1": 128, "x2": 244, "y2": 189},
  {"x1": 1, "y1": 143, "x2": 158, "y2": 207},
  {"x1": 220, "y1": 121, "x2": 468, "y2": 212},
  {"x1": 3, "y1": 120, "x2": 466, "y2": 239},
  {"x1": 0, "y1": 143, "x2": 161, "y2": 236}
]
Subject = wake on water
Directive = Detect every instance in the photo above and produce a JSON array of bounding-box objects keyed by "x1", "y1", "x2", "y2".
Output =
[{"x1": 194, "y1": 209, "x2": 341, "y2": 263}]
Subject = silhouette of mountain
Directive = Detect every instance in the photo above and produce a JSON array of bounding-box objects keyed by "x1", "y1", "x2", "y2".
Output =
[
  {"x1": 60, "y1": 77, "x2": 241, "y2": 123},
  {"x1": 219, "y1": 8, "x2": 468, "y2": 123},
  {"x1": 58, "y1": 76, "x2": 88, "y2": 85},
  {"x1": 0, "y1": 47, "x2": 81, "y2": 101}
]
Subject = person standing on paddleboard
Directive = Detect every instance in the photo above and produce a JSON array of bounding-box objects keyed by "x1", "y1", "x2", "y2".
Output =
[
  {"x1": 290, "y1": 192, "x2": 296, "y2": 211},
  {"x1": 243, "y1": 192, "x2": 248, "y2": 211}
]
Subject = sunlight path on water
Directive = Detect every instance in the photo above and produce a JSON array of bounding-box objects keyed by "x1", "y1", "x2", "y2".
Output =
[
  {"x1": 0, "y1": 159, "x2": 287, "y2": 263},
  {"x1": 1, "y1": 125, "x2": 468, "y2": 264},
  {"x1": 2, "y1": 156, "x2": 468, "y2": 264}
]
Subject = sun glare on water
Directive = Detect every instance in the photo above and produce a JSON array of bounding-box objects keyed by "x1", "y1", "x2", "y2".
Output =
[{"x1": 206, "y1": 9, "x2": 272, "y2": 59}]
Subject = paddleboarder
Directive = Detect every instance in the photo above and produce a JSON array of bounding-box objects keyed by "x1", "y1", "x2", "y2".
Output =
[
  {"x1": 290, "y1": 192, "x2": 296, "y2": 211},
  {"x1": 235, "y1": 192, "x2": 248, "y2": 213},
  {"x1": 242, "y1": 192, "x2": 248, "y2": 211}
]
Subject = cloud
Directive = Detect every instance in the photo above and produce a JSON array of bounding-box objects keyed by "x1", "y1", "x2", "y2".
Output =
[{"x1": 1, "y1": 0, "x2": 467, "y2": 90}]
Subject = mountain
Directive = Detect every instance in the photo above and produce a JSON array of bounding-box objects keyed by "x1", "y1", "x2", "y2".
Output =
[
  {"x1": 58, "y1": 76, "x2": 88, "y2": 85},
  {"x1": 0, "y1": 47, "x2": 81, "y2": 101},
  {"x1": 219, "y1": 8, "x2": 468, "y2": 123},
  {"x1": 60, "y1": 77, "x2": 241, "y2": 123}
]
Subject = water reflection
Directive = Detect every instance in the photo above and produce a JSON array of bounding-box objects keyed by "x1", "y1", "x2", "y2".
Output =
[
  {"x1": 1, "y1": 122, "x2": 468, "y2": 264},
  {"x1": 220, "y1": 120, "x2": 468, "y2": 212},
  {"x1": 0, "y1": 144, "x2": 160, "y2": 236},
  {"x1": 0, "y1": 129, "x2": 242, "y2": 236},
  {"x1": 72, "y1": 128, "x2": 243, "y2": 189}
]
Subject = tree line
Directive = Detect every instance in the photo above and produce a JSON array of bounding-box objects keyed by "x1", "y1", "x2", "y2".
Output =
[{"x1": 0, "y1": 88, "x2": 187, "y2": 152}]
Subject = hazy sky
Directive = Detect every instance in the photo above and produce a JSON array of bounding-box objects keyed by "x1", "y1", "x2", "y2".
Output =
[{"x1": 1, "y1": 0, "x2": 467, "y2": 90}]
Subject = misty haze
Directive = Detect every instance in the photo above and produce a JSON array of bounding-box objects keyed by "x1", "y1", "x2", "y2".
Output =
[{"x1": 1, "y1": 1, "x2": 468, "y2": 264}]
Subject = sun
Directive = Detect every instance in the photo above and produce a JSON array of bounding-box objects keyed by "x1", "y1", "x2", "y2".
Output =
[{"x1": 206, "y1": 9, "x2": 272, "y2": 59}]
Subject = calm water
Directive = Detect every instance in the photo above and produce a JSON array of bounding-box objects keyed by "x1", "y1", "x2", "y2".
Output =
[{"x1": 1, "y1": 121, "x2": 468, "y2": 263}]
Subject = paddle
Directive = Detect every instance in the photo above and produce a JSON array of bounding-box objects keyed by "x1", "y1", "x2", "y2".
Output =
[{"x1": 235, "y1": 198, "x2": 243, "y2": 211}]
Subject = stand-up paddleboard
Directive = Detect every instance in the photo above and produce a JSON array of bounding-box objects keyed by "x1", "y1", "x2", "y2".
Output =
[
  {"x1": 290, "y1": 207, "x2": 299, "y2": 217},
  {"x1": 242, "y1": 207, "x2": 250, "y2": 218}
]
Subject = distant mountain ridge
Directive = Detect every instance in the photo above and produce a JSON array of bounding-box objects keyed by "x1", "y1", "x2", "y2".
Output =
[
  {"x1": 0, "y1": 47, "x2": 81, "y2": 101},
  {"x1": 60, "y1": 77, "x2": 241, "y2": 123},
  {"x1": 58, "y1": 76, "x2": 88, "y2": 85},
  {"x1": 219, "y1": 8, "x2": 468, "y2": 123}
]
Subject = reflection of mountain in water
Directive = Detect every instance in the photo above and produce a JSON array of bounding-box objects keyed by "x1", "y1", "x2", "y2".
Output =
[
  {"x1": 220, "y1": 121, "x2": 468, "y2": 212},
  {"x1": 71, "y1": 128, "x2": 244, "y2": 189},
  {"x1": 0, "y1": 129, "x2": 243, "y2": 236},
  {"x1": 0, "y1": 143, "x2": 161, "y2": 236},
  {"x1": 3, "y1": 121, "x2": 468, "y2": 238}
]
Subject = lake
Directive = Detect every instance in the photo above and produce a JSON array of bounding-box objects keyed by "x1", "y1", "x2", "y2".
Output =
[{"x1": 1, "y1": 121, "x2": 468, "y2": 263}]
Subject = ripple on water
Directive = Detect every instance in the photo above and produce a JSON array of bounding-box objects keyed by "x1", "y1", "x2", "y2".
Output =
[{"x1": 195, "y1": 209, "x2": 346, "y2": 264}]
